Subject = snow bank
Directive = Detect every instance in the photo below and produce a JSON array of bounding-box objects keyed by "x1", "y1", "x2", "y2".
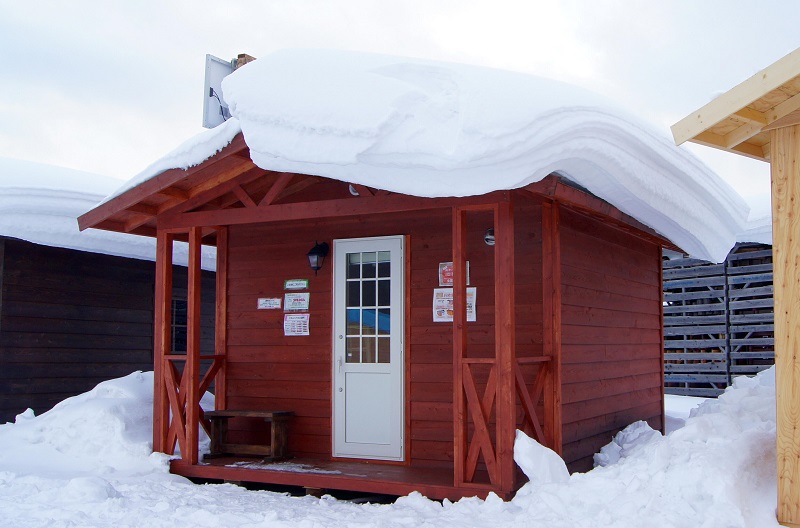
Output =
[
  {"x1": 220, "y1": 49, "x2": 747, "y2": 262},
  {"x1": 511, "y1": 367, "x2": 778, "y2": 527},
  {"x1": 0, "y1": 157, "x2": 216, "y2": 269},
  {"x1": 0, "y1": 366, "x2": 780, "y2": 527}
]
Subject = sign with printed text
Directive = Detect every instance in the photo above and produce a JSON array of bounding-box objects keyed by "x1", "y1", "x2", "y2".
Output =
[
  {"x1": 432, "y1": 287, "x2": 476, "y2": 322},
  {"x1": 438, "y1": 262, "x2": 470, "y2": 287},
  {"x1": 284, "y1": 292, "x2": 310, "y2": 311},
  {"x1": 284, "y1": 314, "x2": 310, "y2": 336},
  {"x1": 284, "y1": 279, "x2": 309, "y2": 290},
  {"x1": 257, "y1": 297, "x2": 282, "y2": 310}
]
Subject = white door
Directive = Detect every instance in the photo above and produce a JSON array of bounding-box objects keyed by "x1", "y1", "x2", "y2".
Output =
[{"x1": 333, "y1": 236, "x2": 404, "y2": 461}]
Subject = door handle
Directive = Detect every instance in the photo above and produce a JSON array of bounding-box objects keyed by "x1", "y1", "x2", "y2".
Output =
[{"x1": 338, "y1": 357, "x2": 343, "y2": 373}]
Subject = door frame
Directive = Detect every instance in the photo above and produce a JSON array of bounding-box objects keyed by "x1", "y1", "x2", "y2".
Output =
[{"x1": 331, "y1": 235, "x2": 406, "y2": 461}]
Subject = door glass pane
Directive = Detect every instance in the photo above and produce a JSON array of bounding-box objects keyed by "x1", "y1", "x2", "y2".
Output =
[
  {"x1": 378, "y1": 308, "x2": 390, "y2": 335},
  {"x1": 362, "y1": 337, "x2": 376, "y2": 363},
  {"x1": 347, "y1": 253, "x2": 361, "y2": 279},
  {"x1": 347, "y1": 282, "x2": 360, "y2": 307},
  {"x1": 377, "y1": 251, "x2": 391, "y2": 277},
  {"x1": 362, "y1": 252, "x2": 377, "y2": 278},
  {"x1": 346, "y1": 337, "x2": 360, "y2": 363},
  {"x1": 362, "y1": 280, "x2": 376, "y2": 306},
  {"x1": 377, "y1": 337, "x2": 391, "y2": 363},
  {"x1": 378, "y1": 279, "x2": 390, "y2": 306},
  {"x1": 346, "y1": 309, "x2": 360, "y2": 335},
  {"x1": 362, "y1": 309, "x2": 377, "y2": 335}
]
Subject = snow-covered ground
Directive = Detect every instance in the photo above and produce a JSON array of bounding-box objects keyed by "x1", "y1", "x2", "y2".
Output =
[{"x1": 0, "y1": 369, "x2": 778, "y2": 527}]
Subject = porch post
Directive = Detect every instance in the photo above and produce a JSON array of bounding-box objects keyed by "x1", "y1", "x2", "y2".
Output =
[
  {"x1": 541, "y1": 201, "x2": 563, "y2": 454},
  {"x1": 214, "y1": 226, "x2": 229, "y2": 410},
  {"x1": 153, "y1": 231, "x2": 174, "y2": 453},
  {"x1": 184, "y1": 227, "x2": 203, "y2": 464},
  {"x1": 770, "y1": 125, "x2": 800, "y2": 526},
  {"x1": 494, "y1": 200, "x2": 516, "y2": 493},
  {"x1": 452, "y1": 207, "x2": 468, "y2": 486}
]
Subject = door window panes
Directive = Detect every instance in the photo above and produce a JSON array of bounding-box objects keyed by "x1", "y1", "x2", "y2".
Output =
[{"x1": 343, "y1": 250, "x2": 393, "y2": 364}]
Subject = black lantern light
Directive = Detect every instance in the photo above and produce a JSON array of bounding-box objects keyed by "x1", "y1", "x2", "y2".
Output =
[{"x1": 307, "y1": 241, "x2": 329, "y2": 275}]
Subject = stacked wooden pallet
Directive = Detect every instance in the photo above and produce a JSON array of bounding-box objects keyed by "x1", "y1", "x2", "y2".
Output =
[{"x1": 662, "y1": 243, "x2": 774, "y2": 396}]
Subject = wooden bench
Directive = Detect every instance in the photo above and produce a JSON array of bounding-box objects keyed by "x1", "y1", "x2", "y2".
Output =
[{"x1": 205, "y1": 410, "x2": 294, "y2": 460}]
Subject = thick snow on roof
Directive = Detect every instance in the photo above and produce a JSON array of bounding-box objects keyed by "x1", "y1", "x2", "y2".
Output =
[
  {"x1": 222, "y1": 49, "x2": 748, "y2": 262},
  {"x1": 737, "y1": 214, "x2": 772, "y2": 245},
  {"x1": 109, "y1": 49, "x2": 749, "y2": 262},
  {"x1": 0, "y1": 157, "x2": 215, "y2": 269}
]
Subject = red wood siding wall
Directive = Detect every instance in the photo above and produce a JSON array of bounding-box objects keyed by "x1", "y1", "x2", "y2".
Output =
[
  {"x1": 558, "y1": 208, "x2": 664, "y2": 472},
  {"x1": 224, "y1": 204, "x2": 541, "y2": 468}
]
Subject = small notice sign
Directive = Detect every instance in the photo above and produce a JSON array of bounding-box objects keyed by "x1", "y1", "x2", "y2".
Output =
[
  {"x1": 284, "y1": 292, "x2": 310, "y2": 311},
  {"x1": 284, "y1": 314, "x2": 310, "y2": 336},
  {"x1": 432, "y1": 287, "x2": 476, "y2": 322},
  {"x1": 257, "y1": 297, "x2": 282, "y2": 310},
  {"x1": 284, "y1": 279, "x2": 309, "y2": 290},
  {"x1": 438, "y1": 262, "x2": 470, "y2": 287}
]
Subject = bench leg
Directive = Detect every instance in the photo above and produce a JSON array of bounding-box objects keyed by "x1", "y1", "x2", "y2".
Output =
[
  {"x1": 209, "y1": 417, "x2": 228, "y2": 456},
  {"x1": 270, "y1": 416, "x2": 289, "y2": 459}
]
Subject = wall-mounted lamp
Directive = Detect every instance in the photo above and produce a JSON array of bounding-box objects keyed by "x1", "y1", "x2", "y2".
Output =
[
  {"x1": 484, "y1": 228, "x2": 495, "y2": 246},
  {"x1": 307, "y1": 241, "x2": 330, "y2": 275}
]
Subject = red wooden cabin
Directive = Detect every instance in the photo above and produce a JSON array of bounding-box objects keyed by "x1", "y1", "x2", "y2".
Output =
[{"x1": 79, "y1": 134, "x2": 668, "y2": 500}]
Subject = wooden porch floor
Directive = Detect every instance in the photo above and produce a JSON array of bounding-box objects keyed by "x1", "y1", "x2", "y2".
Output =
[{"x1": 171, "y1": 456, "x2": 497, "y2": 501}]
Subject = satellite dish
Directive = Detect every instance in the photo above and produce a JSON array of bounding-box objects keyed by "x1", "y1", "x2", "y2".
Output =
[{"x1": 202, "y1": 54, "x2": 235, "y2": 128}]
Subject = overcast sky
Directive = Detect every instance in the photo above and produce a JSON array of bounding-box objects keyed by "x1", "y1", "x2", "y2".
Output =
[{"x1": 1, "y1": 1, "x2": 798, "y2": 217}]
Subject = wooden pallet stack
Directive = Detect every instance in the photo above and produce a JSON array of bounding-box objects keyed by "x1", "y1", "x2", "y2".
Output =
[{"x1": 662, "y1": 243, "x2": 774, "y2": 396}]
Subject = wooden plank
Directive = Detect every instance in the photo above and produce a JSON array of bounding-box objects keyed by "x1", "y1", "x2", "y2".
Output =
[
  {"x1": 671, "y1": 48, "x2": 800, "y2": 147},
  {"x1": 259, "y1": 173, "x2": 294, "y2": 206},
  {"x1": 78, "y1": 134, "x2": 248, "y2": 230},
  {"x1": 160, "y1": 191, "x2": 511, "y2": 229},
  {"x1": 664, "y1": 339, "x2": 726, "y2": 348}
]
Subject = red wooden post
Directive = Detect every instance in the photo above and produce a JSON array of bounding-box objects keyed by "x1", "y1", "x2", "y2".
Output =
[
  {"x1": 541, "y1": 201, "x2": 563, "y2": 454},
  {"x1": 185, "y1": 227, "x2": 203, "y2": 464},
  {"x1": 494, "y1": 200, "x2": 516, "y2": 493},
  {"x1": 452, "y1": 207, "x2": 468, "y2": 486},
  {"x1": 214, "y1": 226, "x2": 229, "y2": 410},
  {"x1": 153, "y1": 231, "x2": 173, "y2": 453}
]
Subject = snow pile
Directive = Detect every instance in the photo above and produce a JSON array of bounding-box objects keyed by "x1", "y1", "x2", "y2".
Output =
[
  {"x1": 663, "y1": 393, "x2": 708, "y2": 433},
  {"x1": 511, "y1": 367, "x2": 778, "y2": 527},
  {"x1": 513, "y1": 429, "x2": 569, "y2": 485},
  {"x1": 0, "y1": 367, "x2": 780, "y2": 527},
  {"x1": 218, "y1": 49, "x2": 747, "y2": 262},
  {"x1": 0, "y1": 157, "x2": 216, "y2": 269}
]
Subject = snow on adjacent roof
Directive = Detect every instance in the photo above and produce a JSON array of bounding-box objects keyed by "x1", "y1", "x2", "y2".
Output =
[
  {"x1": 106, "y1": 49, "x2": 749, "y2": 262},
  {"x1": 0, "y1": 157, "x2": 215, "y2": 270},
  {"x1": 737, "y1": 214, "x2": 772, "y2": 245}
]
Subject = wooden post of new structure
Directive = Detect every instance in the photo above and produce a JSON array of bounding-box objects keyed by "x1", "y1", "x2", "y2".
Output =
[
  {"x1": 153, "y1": 231, "x2": 174, "y2": 453},
  {"x1": 184, "y1": 227, "x2": 203, "y2": 465},
  {"x1": 494, "y1": 200, "x2": 516, "y2": 493},
  {"x1": 770, "y1": 125, "x2": 800, "y2": 527}
]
